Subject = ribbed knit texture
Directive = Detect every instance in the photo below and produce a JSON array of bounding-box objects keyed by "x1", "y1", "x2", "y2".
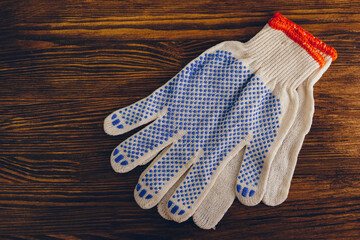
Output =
[{"x1": 245, "y1": 24, "x2": 320, "y2": 89}]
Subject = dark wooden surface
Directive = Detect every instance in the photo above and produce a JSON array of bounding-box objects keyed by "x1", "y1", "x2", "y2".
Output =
[{"x1": 0, "y1": 1, "x2": 359, "y2": 239}]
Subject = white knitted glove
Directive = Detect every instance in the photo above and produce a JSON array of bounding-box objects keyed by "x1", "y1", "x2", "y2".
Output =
[{"x1": 104, "y1": 13, "x2": 337, "y2": 224}]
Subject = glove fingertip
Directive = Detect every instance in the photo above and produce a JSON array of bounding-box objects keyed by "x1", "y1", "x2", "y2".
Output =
[{"x1": 104, "y1": 112, "x2": 127, "y2": 136}]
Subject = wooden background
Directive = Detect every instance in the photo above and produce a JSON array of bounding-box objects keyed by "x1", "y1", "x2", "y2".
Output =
[{"x1": 0, "y1": 0, "x2": 359, "y2": 239}]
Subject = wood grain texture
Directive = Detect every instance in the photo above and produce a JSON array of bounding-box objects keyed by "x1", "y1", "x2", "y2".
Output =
[{"x1": 0, "y1": 0, "x2": 359, "y2": 239}]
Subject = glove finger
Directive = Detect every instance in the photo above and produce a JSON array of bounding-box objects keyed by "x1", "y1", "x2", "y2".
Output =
[
  {"x1": 111, "y1": 114, "x2": 181, "y2": 173},
  {"x1": 134, "y1": 134, "x2": 199, "y2": 209},
  {"x1": 162, "y1": 140, "x2": 248, "y2": 223},
  {"x1": 104, "y1": 94, "x2": 168, "y2": 136},
  {"x1": 157, "y1": 165, "x2": 190, "y2": 221},
  {"x1": 158, "y1": 148, "x2": 245, "y2": 229},
  {"x1": 236, "y1": 92, "x2": 299, "y2": 206},
  {"x1": 263, "y1": 57, "x2": 332, "y2": 206},
  {"x1": 192, "y1": 148, "x2": 245, "y2": 229},
  {"x1": 263, "y1": 84, "x2": 312, "y2": 206}
]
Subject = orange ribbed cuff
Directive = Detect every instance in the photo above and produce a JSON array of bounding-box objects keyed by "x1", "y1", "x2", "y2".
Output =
[{"x1": 268, "y1": 13, "x2": 337, "y2": 67}]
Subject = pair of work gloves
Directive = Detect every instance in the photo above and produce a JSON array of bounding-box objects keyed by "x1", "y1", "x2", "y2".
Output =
[{"x1": 104, "y1": 13, "x2": 337, "y2": 229}]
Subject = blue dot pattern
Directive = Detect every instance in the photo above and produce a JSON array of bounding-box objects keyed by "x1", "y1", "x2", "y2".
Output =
[{"x1": 111, "y1": 50, "x2": 281, "y2": 215}]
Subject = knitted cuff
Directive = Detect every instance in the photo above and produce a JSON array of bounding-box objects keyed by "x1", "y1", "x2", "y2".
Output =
[
  {"x1": 269, "y1": 13, "x2": 337, "y2": 66},
  {"x1": 246, "y1": 13, "x2": 337, "y2": 88}
]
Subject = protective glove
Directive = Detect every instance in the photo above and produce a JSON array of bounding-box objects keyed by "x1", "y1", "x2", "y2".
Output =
[
  {"x1": 158, "y1": 54, "x2": 334, "y2": 229},
  {"x1": 104, "y1": 13, "x2": 337, "y2": 223}
]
